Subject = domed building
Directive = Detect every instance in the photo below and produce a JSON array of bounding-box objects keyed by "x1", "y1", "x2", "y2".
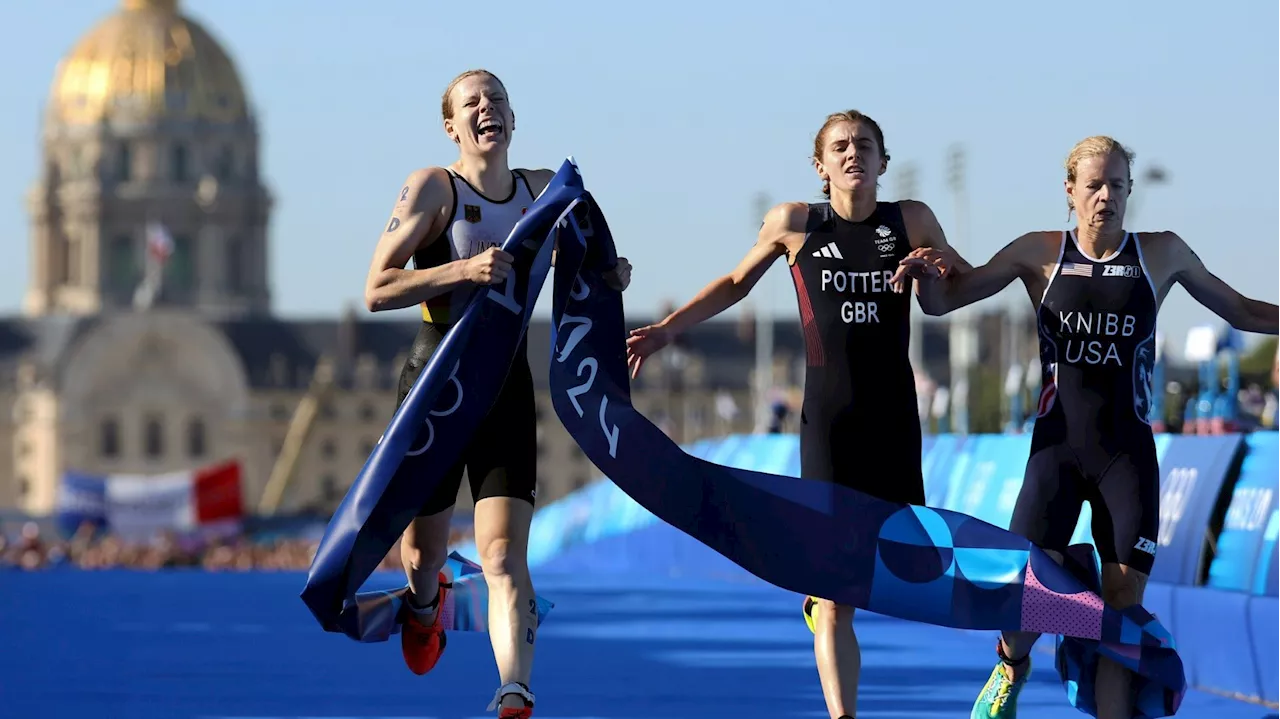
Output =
[
  {"x1": 30, "y1": 0, "x2": 268, "y2": 317},
  {"x1": 0, "y1": 0, "x2": 781, "y2": 526},
  {"x1": 1, "y1": 0, "x2": 418, "y2": 520}
]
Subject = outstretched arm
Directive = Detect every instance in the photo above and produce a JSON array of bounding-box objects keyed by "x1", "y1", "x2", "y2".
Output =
[
  {"x1": 1168, "y1": 232, "x2": 1278, "y2": 334},
  {"x1": 899, "y1": 200, "x2": 975, "y2": 315},
  {"x1": 625, "y1": 202, "x2": 801, "y2": 377},
  {"x1": 909, "y1": 233, "x2": 1039, "y2": 316},
  {"x1": 656, "y1": 202, "x2": 799, "y2": 334}
]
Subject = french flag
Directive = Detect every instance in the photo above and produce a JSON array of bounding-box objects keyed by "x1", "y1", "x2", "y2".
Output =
[
  {"x1": 56, "y1": 461, "x2": 243, "y2": 540},
  {"x1": 145, "y1": 221, "x2": 174, "y2": 264}
]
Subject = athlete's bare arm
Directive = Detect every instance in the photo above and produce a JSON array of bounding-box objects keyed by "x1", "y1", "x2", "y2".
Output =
[
  {"x1": 898, "y1": 200, "x2": 974, "y2": 314},
  {"x1": 914, "y1": 232, "x2": 1059, "y2": 315},
  {"x1": 1143, "y1": 231, "x2": 1278, "y2": 334},
  {"x1": 660, "y1": 202, "x2": 802, "y2": 334},
  {"x1": 364, "y1": 167, "x2": 511, "y2": 312},
  {"x1": 625, "y1": 202, "x2": 804, "y2": 377}
]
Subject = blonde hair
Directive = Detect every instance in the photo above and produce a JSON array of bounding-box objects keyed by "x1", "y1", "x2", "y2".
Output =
[
  {"x1": 812, "y1": 110, "x2": 889, "y2": 197},
  {"x1": 1065, "y1": 135, "x2": 1135, "y2": 213},
  {"x1": 441, "y1": 69, "x2": 506, "y2": 121}
]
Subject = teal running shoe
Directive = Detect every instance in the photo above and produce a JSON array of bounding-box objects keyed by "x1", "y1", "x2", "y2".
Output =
[{"x1": 970, "y1": 655, "x2": 1030, "y2": 718}]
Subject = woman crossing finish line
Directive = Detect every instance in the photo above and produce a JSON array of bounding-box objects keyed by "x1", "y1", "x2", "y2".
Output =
[
  {"x1": 901, "y1": 135, "x2": 1279, "y2": 719},
  {"x1": 361, "y1": 68, "x2": 632, "y2": 718},
  {"x1": 625, "y1": 110, "x2": 971, "y2": 719}
]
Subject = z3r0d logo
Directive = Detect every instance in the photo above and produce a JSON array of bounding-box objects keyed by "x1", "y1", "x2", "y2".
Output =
[{"x1": 1102, "y1": 264, "x2": 1142, "y2": 278}]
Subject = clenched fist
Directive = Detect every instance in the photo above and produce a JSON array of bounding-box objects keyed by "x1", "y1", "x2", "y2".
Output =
[{"x1": 464, "y1": 247, "x2": 514, "y2": 285}]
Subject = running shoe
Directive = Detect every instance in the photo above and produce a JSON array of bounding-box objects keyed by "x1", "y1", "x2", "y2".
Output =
[
  {"x1": 488, "y1": 681, "x2": 535, "y2": 718},
  {"x1": 971, "y1": 654, "x2": 1030, "y2": 718},
  {"x1": 400, "y1": 572, "x2": 451, "y2": 675},
  {"x1": 803, "y1": 595, "x2": 819, "y2": 634}
]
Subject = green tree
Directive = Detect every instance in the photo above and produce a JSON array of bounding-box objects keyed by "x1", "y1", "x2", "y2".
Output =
[
  {"x1": 1239, "y1": 337, "x2": 1278, "y2": 378},
  {"x1": 968, "y1": 365, "x2": 1006, "y2": 434}
]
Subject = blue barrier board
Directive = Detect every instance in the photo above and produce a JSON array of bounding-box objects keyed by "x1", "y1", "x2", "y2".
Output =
[
  {"x1": 920, "y1": 434, "x2": 937, "y2": 459},
  {"x1": 935, "y1": 435, "x2": 1031, "y2": 531},
  {"x1": 1147, "y1": 435, "x2": 1243, "y2": 586},
  {"x1": 1140, "y1": 582, "x2": 1176, "y2": 636},
  {"x1": 1171, "y1": 586, "x2": 1257, "y2": 701},
  {"x1": 1208, "y1": 433, "x2": 1278, "y2": 593},
  {"x1": 1262, "y1": 510, "x2": 1279, "y2": 597},
  {"x1": 1248, "y1": 595, "x2": 1279, "y2": 705},
  {"x1": 921, "y1": 434, "x2": 969, "y2": 508}
]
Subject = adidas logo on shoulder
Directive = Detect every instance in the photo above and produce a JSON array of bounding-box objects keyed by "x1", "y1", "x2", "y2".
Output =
[{"x1": 812, "y1": 241, "x2": 843, "y2": 259}]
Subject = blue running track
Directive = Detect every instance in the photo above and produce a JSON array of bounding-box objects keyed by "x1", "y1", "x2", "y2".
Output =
[{"x1": 1, "y1": 570, "x2": 1274, "y2": 719}]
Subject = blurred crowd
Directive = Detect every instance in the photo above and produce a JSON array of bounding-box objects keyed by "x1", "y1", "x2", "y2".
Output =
[
  {"x1": 1231, "y1": 382, "x2": 1278, "y2": 431},
  {"x1": 0, "y1": 521, "x2": 475, "y2": 573}
]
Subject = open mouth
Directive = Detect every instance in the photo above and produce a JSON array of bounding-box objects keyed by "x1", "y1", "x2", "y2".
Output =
[
  {"x1": 477, "y1": 119, "x2": 503, "y2": 139},
  {"x1": 844, "y1": 166, "x2": 865, "y2": 178}
]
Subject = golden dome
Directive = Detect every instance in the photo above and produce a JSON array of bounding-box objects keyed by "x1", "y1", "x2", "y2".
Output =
[{"x1": 48, "y1": 0, "x2": 249, "y2": 126}]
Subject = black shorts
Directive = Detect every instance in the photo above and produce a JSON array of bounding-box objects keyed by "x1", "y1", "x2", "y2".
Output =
[
  {"x1": 396, "y1": 322, "x2": 538, "y2": 516},
  {"x1": 1009, "y1": 437, "x2": 1160, "y2": 575},
  {"x1": 799, "y1": 403, "x2": 925, "y2": 506}
]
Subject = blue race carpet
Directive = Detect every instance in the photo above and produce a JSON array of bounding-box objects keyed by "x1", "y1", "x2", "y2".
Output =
[{"x1": 0, "y1": 570, "x2": 1272, "y2": 718}]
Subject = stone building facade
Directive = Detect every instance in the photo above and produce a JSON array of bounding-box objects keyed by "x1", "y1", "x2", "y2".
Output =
[{"x1": 0, "y1": 0, "x2": 806, "y2": 519}]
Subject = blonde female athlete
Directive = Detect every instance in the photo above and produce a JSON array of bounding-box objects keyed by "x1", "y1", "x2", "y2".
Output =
[{"x1": 363, "y1": 69, "x2": 632, "y2": 718}]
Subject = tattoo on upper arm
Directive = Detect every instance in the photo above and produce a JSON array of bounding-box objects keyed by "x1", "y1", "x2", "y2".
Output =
[
  {"x1": 386, "y1": 216, "x2": 401, "y2": 233},
  {"x1": 397, "y1": 186, "x2": 409, "y2": 204}
]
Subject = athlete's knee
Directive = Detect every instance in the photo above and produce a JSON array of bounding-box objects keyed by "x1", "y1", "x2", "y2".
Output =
[
  {"x1": 478, "y1": 536, "x2": 529, "y2": 584},
  {"x1": 1101, "y1": 565, "x2": 1147, "y2": 609},
  {"x1": 401, "y1": 513, "x2": 452, "y2": 573},
  {"x1": 1102, "y1": 583, "x2": 1142, "y2": 609},
  {"x1": 473, "y1": 495, "x2": 533, "y2": 572},
  {"x1": 404, "y1": 542, "x2": 450, "y2": 575}
]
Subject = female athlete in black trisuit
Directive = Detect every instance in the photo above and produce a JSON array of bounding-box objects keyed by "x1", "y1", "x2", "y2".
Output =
[
  {"x1": 626, "y1": 110, "x2": 969, "y2": 719},
  {"x1": 363, "y1": 69, "x2": 631, "y2": 718},
  {"x1": 903, "y1": 135, "x2": 1278, "y2": 719}
]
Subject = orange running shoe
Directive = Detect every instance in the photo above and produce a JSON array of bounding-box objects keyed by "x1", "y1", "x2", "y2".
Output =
[{"x1": 400, "y1": 572, "x2": 451, "y2": 676}]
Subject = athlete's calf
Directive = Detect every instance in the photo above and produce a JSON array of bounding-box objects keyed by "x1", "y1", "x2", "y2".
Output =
[{"x1": 1095, "y1": 564, "x2": 1148, "y2": 719}]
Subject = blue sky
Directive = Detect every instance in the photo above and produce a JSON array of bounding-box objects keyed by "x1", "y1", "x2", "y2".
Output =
[{"x1": 0, "y1": 0, "x2": 1275, "y2": 360}]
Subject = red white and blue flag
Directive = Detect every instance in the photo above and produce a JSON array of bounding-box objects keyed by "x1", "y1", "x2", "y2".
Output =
[
  {"x1": 1061, "y1": 261, "x2": 1094, "y2": 278},
  {"x1": 56, "y1": 460, "x2": 243, "y2": 539},
  {"x1": 132, "y1": 220, "x2": 175, "y2": 310}
]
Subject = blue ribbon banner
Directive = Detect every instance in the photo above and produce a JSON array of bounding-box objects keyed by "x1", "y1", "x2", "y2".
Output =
[
  {"x1": 303, "y1": 160, "x2": 1185, "y2": 717},
  {"x1": 298, "y1": 163, "x2": 579, "y2": 641}
]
